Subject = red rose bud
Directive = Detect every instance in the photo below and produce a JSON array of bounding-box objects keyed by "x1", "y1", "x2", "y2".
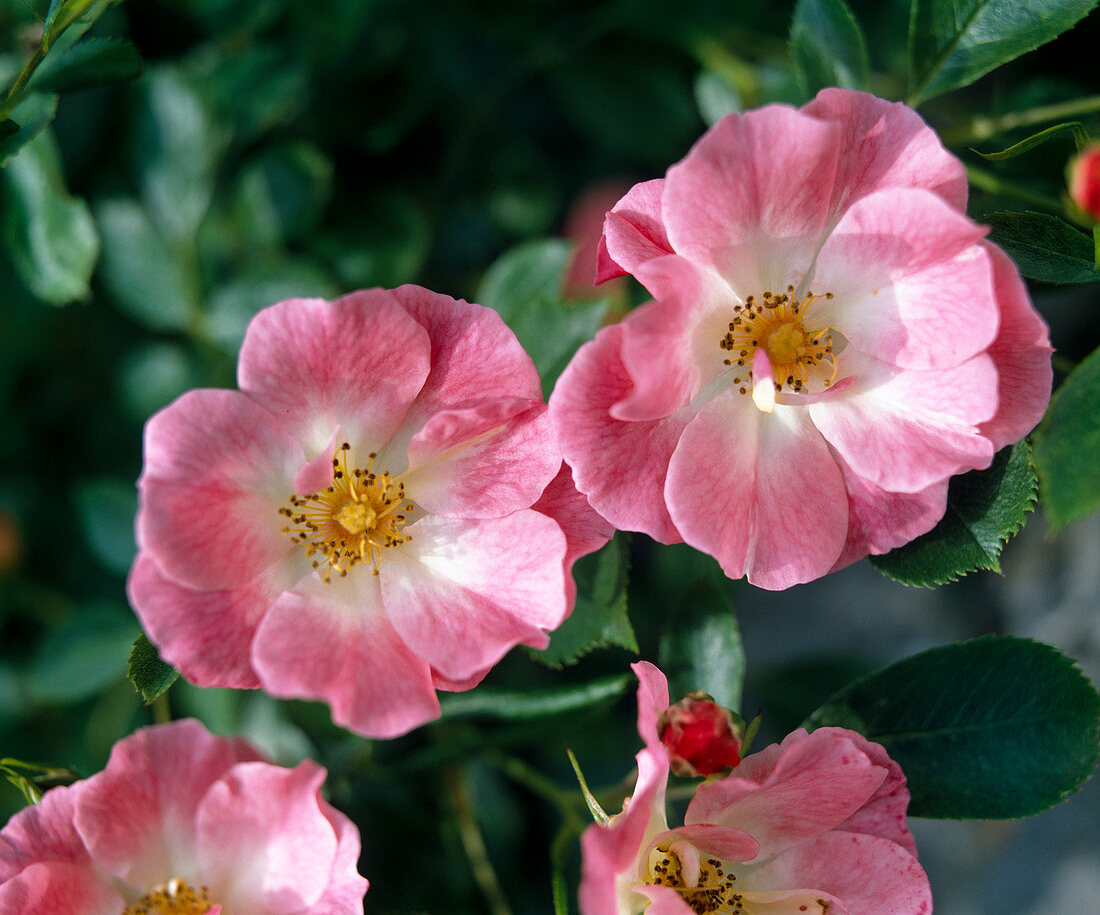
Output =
[
  {"x1": 657, "y1": 691, "x2": 744, "y2": 777},
  {"x1": 1070, "y1": 145, "x2": 1100, "y2": 222}
]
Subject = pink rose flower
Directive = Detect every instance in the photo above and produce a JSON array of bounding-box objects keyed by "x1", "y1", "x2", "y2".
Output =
[
  {"x1": 129, "y1": 286, "x2": 606, "y2": 738},
  {"x1": 0, "y1": 719, "x2": 366, "y2": 914},
  {"x1": 1069, "y1": 145, "x2": 1100, "y2": 222},
  {"x1": 580, "y1": 662, "x2": 931, "y2": 915},
  {"x1": 550, "y1": 88, "x2": 1053, "y2": 589}
]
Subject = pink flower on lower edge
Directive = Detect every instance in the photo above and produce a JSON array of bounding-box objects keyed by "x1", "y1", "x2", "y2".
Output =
[
  {"x1": 128, "y1": 286, "x2": 610, "y2": 738},
  {"x1": 549, "y1": 88, "x2": 1053, "y2": 589},
  {"x1": 580, "y1": 663, "x2": 931, "y2": 915},
  {"x1": 0, "y1": 720, "x2": 366, "y2": 914}
]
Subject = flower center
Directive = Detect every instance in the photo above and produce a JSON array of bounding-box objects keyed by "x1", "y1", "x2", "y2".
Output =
[
  {"x1": 279, "y1": 442, "x2": 413, "y2": 582},
  {"x1": 122, "y1": 878, "x2": 216, "y2": 915},
  {"x1": 646, "y1": 844, "x2": 832, "y2": 914},
  {"x1": 647, "y1": 844, "x2": 741, "y2": 915},
  {"x1": 719, "y1": 286, "x2": 837, "y2": 396}
]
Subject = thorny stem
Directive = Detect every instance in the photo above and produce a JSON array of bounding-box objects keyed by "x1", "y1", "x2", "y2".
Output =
[
  {"x1": 443, "y1": 764, "x2": 513, "y2": 915},
  {"x1": 941, "y1": 95, "x2": 1100, "y2": 148}
]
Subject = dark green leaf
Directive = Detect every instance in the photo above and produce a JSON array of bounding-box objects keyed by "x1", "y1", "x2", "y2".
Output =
[
  {"x1": 94, "y1": 198, "x2": 199, "y2": 332},
  {"x1": 532, "y1": 534, "x2": 635, "y2": 668},
  {"x1": 476, "y1": 239, "x2": 609, "y2": 397},
  {"x1": 76, "y1": 479, "x2": 137, "y2": 576},
  {"x1": 0, "y1": 93, "x2": 58, "y2": 165},
  {"x1": 30, "y1": 38, "x2": 143, "y2": 94},
  {"x1": 909, "y1": 0, "x2": 1100, "y2": 106},
  {"x1": 983, "y1": 212, "x2": 1100, "y2": 284},
  {"x1": 658, "y1": 555, "x2": 745, "y2": 712},
  {"x1": 789, "y1": 0, "x2": 869, "y2": 96},
  {"x1": 127, "y1": 633, "x2": 179, "y2": 705},
  {"x1": 2, "y1": 127, "x2": 98, "y2": 304},
  {"x1": 805, "y1": 636, "x2": 1100, "y2": 818},
  {"x1": 440, "y1": 674, "x2": 631, "y2": 721},
  {"x1": 1033, "y1": 344, "x2": 1100, "y2": 529},
  {"x1": 870, "y1": 441, "x2": 1037, "y2": 586}
]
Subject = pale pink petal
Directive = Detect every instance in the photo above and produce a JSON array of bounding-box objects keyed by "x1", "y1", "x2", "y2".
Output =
[
  {"x1": 811, "y1": 189, "x2": 996, "y2": 370},
  {"x1": 0, "y1": 861, "x2": 123, "y2": 915},
  {"x1": 431, "y1": 666, "x2": 492, "y2": 693},
  {"x1": 562, "y1": 179, "x2": 636, "y2": 294},
  {"x1": 666, "y1": 392, "x2": 849, "y2": 589},
  {"x1": 739, "y1": 832, "x2": 931, "y2": 915},
  {"x1": 632, "y1": 660, "x2": 671, "y2": 749},
  {"x1": 978, "y1": 242, "x2": 1054, "y2": 449},
  {"x1": 531, "y1": 462, "x2": 615, "y2": 612},
  {"x1": 251, "y1": 577, "x2": 440, "y2": 739},
  {"x1": 237, "y1": 292, "x2": 431, "y2": 456},
  {"x1": 613, "y1": 260, "x2": 735, "y2": 420},
  {"x1": 0, "y1": 786, "x2": 89, "y2": 881},
  {"x1": 685, "y1": 729, "x2": 886, "y2": 861},
  {"x1": 650, "y1": 824, "x2": 760, "y2": 864},
  {"x1": 381, "y1": 511, "x2": 568, "y2": 680},
  {"x1": 579, "y1": 745, "x2": 671, "y2": 915},
  {"x1": 661, "y1": 106, "x2": 840, "y2": 291},
  {"x1": 385, "y1": 285, "x2": 544, "y2": 452},
  {"x1": 809, "y1": 351, "x2": 998, "y2": 493},
  {"x1": 309, "y1": 806, "x2": 368, "y2": 914},
  {"x1": 137, "y1": 389, "x2": 301, "y2": 591},
  {"x1": 802, "y1": 88, "x2": 968, "y2": 216},
  {"x1": 197, "y1": 761, "x2": 338, "y2": 913},
  {"x1": 827, "y1": 461, "x2": 949, "y2": 574},
  {"x1": 549, "y1": 324, "x2": 688, "y2": 544},
  {"x1": 404, "y1": 399, "x2": 560, "y2": 518},
  {"x1": 127, "y1": 554, "x2": 268, "y2": 689},
  {"x1": 596, "y1": 179, "x2": 672, "y2": 283},
  {"x1": 74, "y1": 720, "x2": 264, "y2": 891},
  {"x1": 828, "y1": 729, "x2": 918, "y2": 857}
]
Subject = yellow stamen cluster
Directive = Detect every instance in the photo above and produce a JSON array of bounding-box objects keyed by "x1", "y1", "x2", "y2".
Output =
[
  {"x1": 646, "y1": 845, "x2": 832, "y2": 914},
  {"x1": 279, "y1": 443, "x2": 413, "y2": 581},
  {"x1": 122, "y1": 878, "x2": 214, "y2": 915},
  {"x1": 719, "y1": 286, "x2": 837, "y2": 396}
]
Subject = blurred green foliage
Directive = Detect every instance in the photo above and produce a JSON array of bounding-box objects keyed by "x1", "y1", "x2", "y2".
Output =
[{"x1": 1, "y1": 0, "x2": 1099, "y2": 912}]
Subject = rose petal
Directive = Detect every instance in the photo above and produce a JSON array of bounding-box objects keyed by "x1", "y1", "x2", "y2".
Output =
[
  {"x1": 381, "y1": 512, "x2": 568, "y2": 679},
  {"x1": 549, "y1": 324, "x2": 689, "y2": 544},
  {"x1": 137, "y1": 389, "x2": 301, "y2": 591},
  {"x1": 666, "y1": 391, "x2": 849, "y2": 589},
  {"x1": 237, "y1": 291, "x2": 431, "y2": 457},
  {"x1": 251, "y1": 575, "x2": 441, "y2": 739}
]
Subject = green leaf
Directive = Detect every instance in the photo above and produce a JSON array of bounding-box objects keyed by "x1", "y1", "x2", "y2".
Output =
[
  {"x1": 439, "y1": 674, "x2": 631, "y2": 721},
  {"x1": 658, "y1": 555, "x2": 745, "y2": 712},
  {"x1": 532, "y1": 534, "x2": 635, "y2": 668},
  {"x1": 805, "y1": 636, "x2": 1100, "y2": 818},
  {"x1": 127, "y1": 633, "x2": 179, "y2": 705},
  {"x1": 476, "y1": 239, "x2": 609, "y2": 397},
  {"x1": 1033, "y1": 344, "x2": 1100, "y2": 529},
  {"x1": 567, "y1": 747, "x2": 609, "y2": 825},
  {"x1": 76, "y1": 478, "x2": 137, "y2": 576},
  {"x1": 136, "y1": 66, "x2": 227, "y2": 243},
  {"x1": 983, "y1": 212, "x2": 1100, "y2": 284},
  {"x1": 2, "y1": 127, "x2": 98, "y2": 304},
  {"x1": 789, "y1": 0, "x2": 869, "y2": 96},
  {"x1": 909, "y1": 0, "x2": 1100, "y2": 106},
  {"x1": 29, "y1": 38, "x2": 143, "y2": 94},
  {"x1": 0, "y1": 92, "x2": 58, "y2": 165},
  {"x1": 975, "y1": 122, "x2": 1090, "y2": 161},
  {"x1": 27, "y1": 603, "x2": 140, "y2": 704},
  {"x1": 870, "y1": 440, "x2": 1037, "y2": 586},
  {"x1": 94, "y1": 197, "x2": 199, "y2": 332}
]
